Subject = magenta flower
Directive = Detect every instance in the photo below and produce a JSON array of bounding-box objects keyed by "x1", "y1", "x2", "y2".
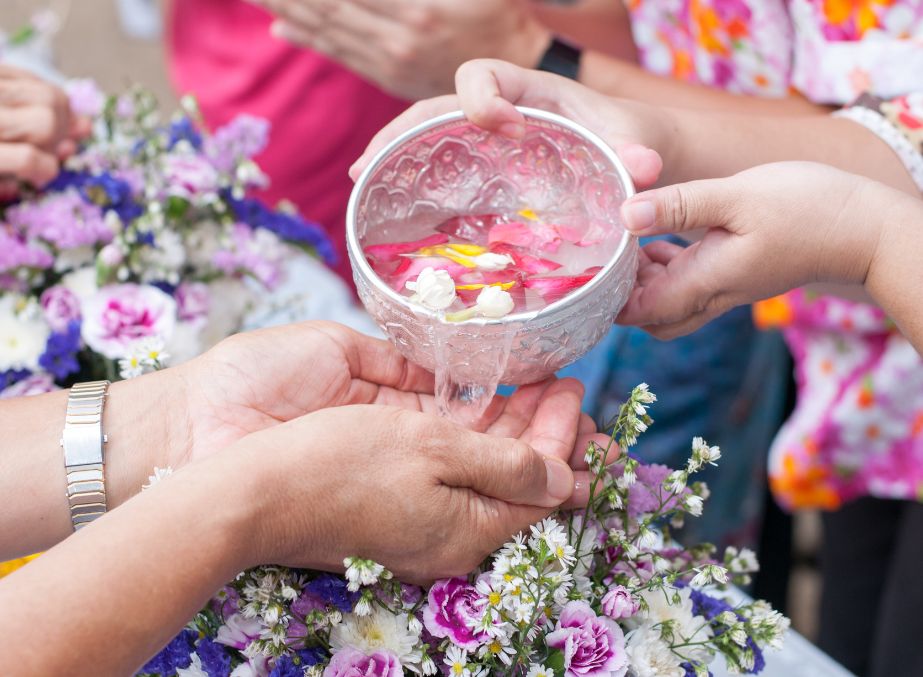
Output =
[
  {"x1": 523, "y1": 271, "x2": 599, "y2": 300},
  {"x1": 80, "y1": 284, "x2": 176, "y2": 359},
  {"x1": 546, "y1": 601, "x2": 629, "y2": 677},
  {"x1": 40, "y1": 286, "x2": 82, "y2": 332},
  {"x1": 601, "y1": 587, "x2": 639, "y2": 620},
  {"x1": 364, "y1": 233, "x2": 450, "y2": 263},
  {"x1": 324, "y1": 648, "x2": 404, "y2": 677},
  {"x1": 422, "y1": 577, "x2": 488, "y2": 650}
]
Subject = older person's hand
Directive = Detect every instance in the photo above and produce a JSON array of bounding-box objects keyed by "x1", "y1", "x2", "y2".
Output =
[
  {"x1": 350, "y1": 58, "x2": 665, "y2": 190},
  {"x1": 0, "y1": 65, "x2": 90, "y2": 198},
  {"x1": 234, "y1": 404, "x2": 579, "y2": 581},
  {"x1": 615, "y1": 162, "x2": 901, "y2": 339},
  {"x1": 167, "y1": 321, "x2": 611, "y2": 506},
  {"x1": 250, "y1": 0, "x2": 552, "y2": 100}
]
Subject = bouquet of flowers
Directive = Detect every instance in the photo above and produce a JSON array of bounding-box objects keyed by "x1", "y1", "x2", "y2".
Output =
[
  {"x1": 141, "y1": 385, "x2": 788, "y2": 677},
  {"x1": 0, "y1": 81, "x2": 334, "y2": 397}
]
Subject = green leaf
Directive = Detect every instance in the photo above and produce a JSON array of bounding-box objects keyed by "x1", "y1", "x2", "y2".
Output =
[{"x1": 545, "y1": 649, "x2": 565, "y2": 675}]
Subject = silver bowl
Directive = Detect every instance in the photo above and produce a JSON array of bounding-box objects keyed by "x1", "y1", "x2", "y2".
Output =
[{"x1": 347, "y1": 107, "x2": 637, "y2": 419}]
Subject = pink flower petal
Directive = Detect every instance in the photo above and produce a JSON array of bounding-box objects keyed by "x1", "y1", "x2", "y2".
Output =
[
  {"x1": 523, "y1": 271, "x2": 598, "y2": 299},
  {"x1": 364, "y1": 233, "x2": 450, "y2": 263},
  {"x1": 489, "y1": 243, "x2": 562, "y2": 275},
  {"x1": 488, "y1": 221, "x2": 561, "y2": 252}
]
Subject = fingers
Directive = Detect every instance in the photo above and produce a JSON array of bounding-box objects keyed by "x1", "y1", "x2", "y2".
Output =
[
  {"x1": 311, "y1": 322, "x2": 436, "y2": 397},
  {"x1": 519, "y1": 378, "x2": 585, "y2": 463},
  {"x1": 614, "y1": 143, "x2": 663, "y2": 190},
  {"x1": 454, "y1": 59, "x2": 533, "y2": 137},
  {"x1": 0, "y1": 78, "x2": 79, "y2": 149},
  {"x1": 349, "y1": 95, "x2": 461, "y2": 180},
  {"x1": 0, "y1": 142, "x2": 59, "y2": 187},
  {"x1": 620, "y1": 178, "x2": 738, "y2": 238},
  {"x1": 446, "y1": 429, "x2": 575, "y2": 508}
]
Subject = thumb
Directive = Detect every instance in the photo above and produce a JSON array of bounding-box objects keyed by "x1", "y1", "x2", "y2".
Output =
[
  {"x1": 446, "y1": 431, "x2": 575, "y2": 508},
  {"x1": 620, "y1": 178, "x2": 737, "y2": 238}
]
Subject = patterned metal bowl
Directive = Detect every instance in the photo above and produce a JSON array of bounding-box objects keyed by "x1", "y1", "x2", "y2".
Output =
[{"x1": 347, "y1": 108, "x2": 637, "y2": 417}]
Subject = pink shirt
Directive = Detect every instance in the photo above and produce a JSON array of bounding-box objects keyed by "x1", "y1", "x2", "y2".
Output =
[{"x1": 166, "y1": 0, "x2": 409, "y2": 282}]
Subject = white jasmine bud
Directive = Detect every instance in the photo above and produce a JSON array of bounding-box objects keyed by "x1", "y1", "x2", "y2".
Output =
[{"x1": 405, "y1": 267, "x2": 457, "y2": 310}]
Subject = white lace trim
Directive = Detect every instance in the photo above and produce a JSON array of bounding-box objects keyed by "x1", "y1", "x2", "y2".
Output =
[{"x1": 833, "y1": 106, "x2": 923, "y2": 194}]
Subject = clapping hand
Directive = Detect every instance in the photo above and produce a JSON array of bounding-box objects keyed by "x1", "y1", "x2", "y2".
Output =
[{"x1": 248, "y1": 0, "x2": 552, "y2": 100}]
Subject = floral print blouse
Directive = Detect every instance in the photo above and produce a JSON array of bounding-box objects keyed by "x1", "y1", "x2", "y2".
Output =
[{"x1": 624, "y1": 0, "x2": 923, "y2": 509}]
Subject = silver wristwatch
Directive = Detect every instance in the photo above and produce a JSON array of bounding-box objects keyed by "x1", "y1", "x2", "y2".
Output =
[{"x1": 60, "y1": 380, "x2": 110, "y2": 531}]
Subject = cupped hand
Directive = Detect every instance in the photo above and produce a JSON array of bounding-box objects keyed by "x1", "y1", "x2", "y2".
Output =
[
  {"x1": 615, "y1": 162, "x2": 884, "y2": 339},
  {"x1": 250, "y1": 0, "x2": 551, "y2": 101},
  {"x1": 239, "y1": 404, "x2": 581, "y2": 581},
  {"x1": 349, "y1": 59, "x2": 664, "y2": 189},
  {"x1": 173, "y1": 321, "x2": 612, "y2": 504},
  {"x1": 0, "y1": 65, "x2": 91, "y2": 197}
]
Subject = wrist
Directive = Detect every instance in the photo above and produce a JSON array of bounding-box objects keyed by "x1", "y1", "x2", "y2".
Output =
[
  {"x1": 864, "y1": 186, "x2": 922, "y2": 301},
  {"x1": 105, "y1": 368, "x2": 191, "y2": 508}
]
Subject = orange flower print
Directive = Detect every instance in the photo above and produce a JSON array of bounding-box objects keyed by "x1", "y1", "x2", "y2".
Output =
[
  {"x1": 753, "y1": 296, "x2": 794, "y2": 329},
  {"x1": 821, "y1": 0, "x2": 895, "y2": 40},
  {"x1": 771, "y1": 450, "x2": 842, "y2": 510}
]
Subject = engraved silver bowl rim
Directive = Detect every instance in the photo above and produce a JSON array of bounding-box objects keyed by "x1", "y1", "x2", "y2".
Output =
[{"x1": 346, "y1": 106, "x2": 636, "y2": 325}]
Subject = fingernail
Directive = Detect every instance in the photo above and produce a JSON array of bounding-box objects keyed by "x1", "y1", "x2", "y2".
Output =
[
  {"x1": 497, "y1": 121, "x2": 526, "y2": 139},
  {"x1": 621, "y1": 199, "x2": 656, "y2": 233},
  {"x1": 544, "y1": 458, "x2": 574, "y2": 502}
]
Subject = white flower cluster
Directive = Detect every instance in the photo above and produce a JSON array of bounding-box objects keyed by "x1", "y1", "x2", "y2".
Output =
[{"x1": 118, "y1": 335, "x2": 169, "y2": 379}]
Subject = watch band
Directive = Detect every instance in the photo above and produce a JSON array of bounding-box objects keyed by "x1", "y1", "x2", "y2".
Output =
[
  {"x1": 536, "y1": 37, "x2": 582, "y2": 81},
  {"x1": 61, "y1": 380, "x2": 110, "y2": 531}
]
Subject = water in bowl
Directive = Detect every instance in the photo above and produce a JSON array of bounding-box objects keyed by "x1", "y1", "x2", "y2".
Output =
[{"x1": 362, "y1": 206, "x2": 620, "y2": 425}]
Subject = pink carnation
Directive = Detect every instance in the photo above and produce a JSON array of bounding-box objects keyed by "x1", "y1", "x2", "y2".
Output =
[
  {"x1": 422, "y1": 577, "x2": 488, "y2": 651},
  {"x1": 601, "y1": 587, "x2": 640, "y2": 620},
  {"x1": 40, "y1": 286, "x2": 82, "y2": 332},
  {"x1": 80, "y1": 284, "x2": 176, "y2": 359},
  {"x1": 324, "y1": 649, "x2": 403, "y2": 677},
  {"x1": 162, "y1": 153, "x2": 219, "y2": 199},
  {"x1": 0, "y1": 374, "x2": 57, "y2": 399},
  {"x1": 546, "y1": 601, "x2": 629, "y2": 677},
  {"x1": 175, "y1": 282, "x2": 210, "y2": 321}
]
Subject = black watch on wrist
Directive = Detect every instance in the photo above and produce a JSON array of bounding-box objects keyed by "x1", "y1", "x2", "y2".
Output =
[{"x1": 536, "y1": 37, "x2": 583, "y2": 81}]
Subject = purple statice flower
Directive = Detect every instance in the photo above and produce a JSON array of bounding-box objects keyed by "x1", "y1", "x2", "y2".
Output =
[
  {"x1": 422, "y1": 577, "x2": 488, "y2": 651},
  {"x1": 140, "y1": 628, "x2": 196, "y2": 675},
  {"x1": 7, "y1": 191, "x2": 111, "y2": 250},
  {"x1": 269, "y1": 648, "x2": 326, "y2": 677},
  {"x1": 304, "y1": 573, "x2": 358, "y2": 613},
  {"x1": 193, "y1": 636, "x2": 232, "y2": 677},
  {"x1": 226, "y1": 194, "x2": 337, "y2": 265},
  {"x1": 167, "y1": 117, "x2": 203, "y2": 150},
  {"x1": 212, "y1": 223, "x2": 287, "y2": 290},
  {"x1": 686, "y1": 586, "x2": 733, "y2": 621},
  {"x1": 325, "y1": 648, "x2": 403, "y2": 677},
  {"x1": 613, "y1": 462, "x2": 689, "y2": 518},
  {"x1": 681, "y1": 663, "x2": 712, "y2": 677},
  {"x1": 40, "y1": 285, "x2": 82, "y2": 332},
  {"x1": 546, "y1": 601, "x2": 629, "y2": 677},
  {"x1": 205, "y1": 114, "x2": 270, "y2": 172},
  {"x1": 39, "y1": 322, "x2": 82, "y2": 380},
  {"x1": 0, "y1": 228, "x2": 53, "y2": 273},
  {"x1": 65, "y1": 79, "x2": 105, "y2": 118}
]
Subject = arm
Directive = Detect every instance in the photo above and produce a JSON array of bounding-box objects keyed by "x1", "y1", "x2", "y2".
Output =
[
  {"x1": 0, "y1": 321, "x2": 609, "y2": 561},
  {"x1": 0, "y1": 405, "x2": 581, "y2": 676}
]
